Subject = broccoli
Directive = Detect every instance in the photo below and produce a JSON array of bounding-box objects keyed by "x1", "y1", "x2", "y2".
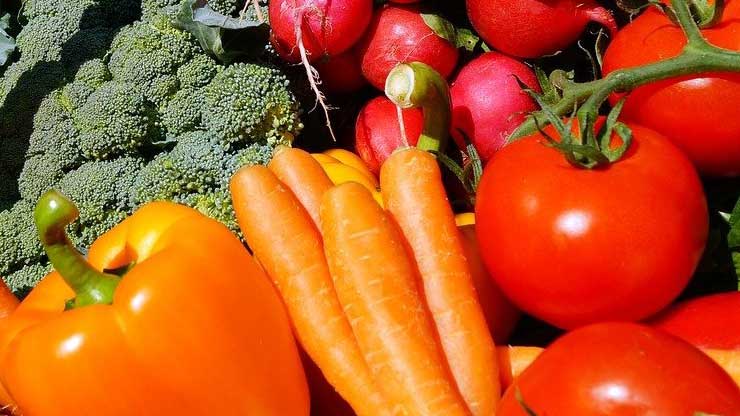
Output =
[
  {"x1": 0, "y1": 1, "x2": 306, "y2": 297},
  {"x1": 203, "y1": 62, "x2": 302, "y2": 146},
  {"x1": 74, "y1": 81, "x2": 158, "y2": 160}
]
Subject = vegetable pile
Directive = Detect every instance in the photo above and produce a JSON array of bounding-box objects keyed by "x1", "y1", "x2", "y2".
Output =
[{"x1": 1, "y1": 0, "x2": 740, "y2": 414}]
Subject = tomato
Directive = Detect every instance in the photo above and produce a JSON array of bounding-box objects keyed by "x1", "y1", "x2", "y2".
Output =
[
  {"x1": 498, "y1": 322, "x2": 740, "y2": 415},
  {"x1": 651, "y1": 292, "x2": 740, "y2": 350},
  {"x1": 602, "y1": 1, "x2": 740, "y2": 177},
  {"x1": 475, "y1": 122, "x2": 708, "y2": 329}
]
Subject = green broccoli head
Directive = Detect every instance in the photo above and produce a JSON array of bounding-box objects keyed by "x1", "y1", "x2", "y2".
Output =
[
  {"x1": 18, "y1": 155, "x2": 66, "y2": 202},
  {"x1": 74, "y1": 59, "x2": 111, "y2": 88},
  {"x1": 177, "y1": 53, "x2": 222, "y2": 89},
  {"x1": 161, "y1": 88, "x2": 205, "y2": 138},
  {"x1": 203, "y1": 62, "x2": 302, "y2": 146},
  {"x1": 56, "y1": 157, "x2": 143, "y2": 249},
  {"x1": 107, "y1": 17, "x2": 199, "y2": 106},
  {"x1": 0, "y1": 200, "x2": 44, "y2": 277},
  {"x1": 74, "y1": 81, "x2": 158, "y2": 160}
]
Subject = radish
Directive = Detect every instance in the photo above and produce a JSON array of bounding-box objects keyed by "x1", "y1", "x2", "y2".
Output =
[
  {"x1": 466, "y1": 0, "x2": 617, "y2": 58},
  {"x1": 354, "y1": 96, "x2": 424, "y2": 174},
  {"x1": 315, "y1": 49, "x2": 367, "y2": 94},
  {"x1": 269, "y1": 0, "x2": 373, "y2": 140},
  {"x1": 357, "y1": 5, "x2": 460, "y2": 90},
  {"x1": 450, "y1": 52, "x2": 540, "y2": 162}
]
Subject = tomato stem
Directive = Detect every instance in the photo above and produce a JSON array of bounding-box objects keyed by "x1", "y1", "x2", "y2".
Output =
[
  {"x1": 385, "y1": 62, "x2": 452, "y2": 153},
  {"x1": 509, "y1": 0, "x2": 740, "y2": 150},
  {"x1": 35, "y1": 190, "x2": 120, "y2": 308}
]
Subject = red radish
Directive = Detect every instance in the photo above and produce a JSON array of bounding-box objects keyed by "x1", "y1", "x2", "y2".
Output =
[
  {"x1": 354, "y1": 96, "x2": 423, "y2": 174},
  {"x1": 315, "y1": 49, "x2": 367, "y2": 94},
  {"x1": 269, "y1": 0, "x2": 373, "y2": 63},
  {"x1": 466, "y1": 0, "x2": 617, "y2": 58},
  {"x1": 390, "y1": 0, "x2": 420, "y2": 3},
  {"x1": 357, "y1": 5, "x2": 460, "y2": 90},
  {"x1": 450, "y1": 52, "x2": 540, "y2": 162},
  {"x1": 269, "y1": 0, "x2": 373, "y2": 140},
  {"x1": 651, "y1": 292, "x2": 740, "y2": 350}
]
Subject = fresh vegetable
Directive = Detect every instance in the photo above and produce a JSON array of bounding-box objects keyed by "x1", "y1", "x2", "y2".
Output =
[
  {"x1": 315, "y1": 49, "x2": 367, "y2": 94},
  {"x1": 354, "y1": 96, "x2": 423, "y2": 174},
  {"x1": 496, "y1": 346, "x2": 543, "y2": 390},
  {"x1": 320, "y1": 182, "x2": 469, "y2": 416},
  {"x1": 497, "y1": 323, "x2": 740, "y2": 415},
  {"x1": 357, "y1": 5, "x2": 459, "y2": 90},
  {"x1": 0, "y1": 6, "x2": 304, "y2": 295},
  {"x1": 466, "y1": 0, "x2": 617, "y2": 59},
  {"x1": 603, "y1": 1, "x2": 740, "y2": 177},
  {"x1": 651, "y1": 292, "x2": 740, "y2": 350},
  {"x1": 230, "y1": 166, "x2": 391, "y2": 416},
  {"x1": 0, "y1": 280, "x2": 17, "y2": 320},
  {"x1": 312, "y1": 150, "x2": 384, "y2": 207},
  {"x1": 458, "y1": 222, "x2": 519, "y2": 343},
  {"x1": 476, "y1": 120, "x2": 708, "y2": 329},
  {"x1": 0, "y1": 191, "x2": 309, "y2": 415},
  {"x1": 450, "y1": 52, "x2": 539, "y2": 162},
  {"x1": 381, "y1": 148, "x2": 500, "y2": 415},
  {"x1": 269, "y1": 0, "x2": 372, "y2": 63},
  {"x1": 268, "y1": 146, "x2": 334, "y2": 227}
]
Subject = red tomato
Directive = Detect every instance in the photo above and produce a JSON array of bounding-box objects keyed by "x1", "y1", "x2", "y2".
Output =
[
  {"x1": 602, "y1": 1, "x2": 740, "y2": 177},
  {"x1": 475, "y1": 122, "x2": 708, "y2": 329},
  {"x1": 651, "y1": 292, "x2": 740, "y2": 350},
  {"x1": 498, "y1": 322, "x2": 740, "y2": 415}
]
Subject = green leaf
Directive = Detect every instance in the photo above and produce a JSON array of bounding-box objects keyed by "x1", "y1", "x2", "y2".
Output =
[
  {"x1": 534, "y1": 67, "x2": 560, "y2": 105},
  {"x1": 421, "y1": 13, "x2": 457, "y2": 45},
  {"x1": 728, "y1": 197, "x2": 740, "y2": 288},
  {"x1": 173, "y1": 0, "x2": 269, "y2": 64},
  {"x1": 455, "y1": 28, "x2": 481, "y2": 53},
  {"x1": 0, "y1": 13, "x2": 16, "y2": 67},
  {"x1": 690, "y1": 0, "x2": 725, "y2": 27}
]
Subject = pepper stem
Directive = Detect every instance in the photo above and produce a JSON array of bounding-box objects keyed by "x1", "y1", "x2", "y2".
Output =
[
  {"x1": 385, "y1": 62, "x2": 452, "y2": 153},
  {"x1": 35, "y1": 190, "x2": 120, "y2": 308}
]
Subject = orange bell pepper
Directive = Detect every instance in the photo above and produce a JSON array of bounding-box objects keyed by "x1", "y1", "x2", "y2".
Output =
[{"x1": 0, "y1": 191, "x2": 309, "y2": 416}]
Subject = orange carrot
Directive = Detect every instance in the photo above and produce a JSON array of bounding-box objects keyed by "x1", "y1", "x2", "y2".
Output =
[
  {"x1": 268, "y1": 146, "x2": 334, "y2": 227},
  {"x1": 0, "y1": 279, "x2": 18, "y2": 320},
  {"x1": 380, "y1": 148, "x2": 500, "y2": 415},
  {"x1": 320, "y1": 182, "x2": 470, "y2": 416},
  {"x1": 230, "y1": 166, "x2": 389, "y2": 416}
]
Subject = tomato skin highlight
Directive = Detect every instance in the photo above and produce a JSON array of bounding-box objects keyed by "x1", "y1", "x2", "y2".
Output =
[
  {"x1": 475, "y1": 122, "x2": 708, "y2": 329},
  {"x1": 497, "y1": 322, "x2": 740, "y2": 415},
  {"x1": 603, "y1": 1, "x2": 740, "y2": 177},
  {"x1": 651, "y1": 292, "x2": 740, "y2": 350}
]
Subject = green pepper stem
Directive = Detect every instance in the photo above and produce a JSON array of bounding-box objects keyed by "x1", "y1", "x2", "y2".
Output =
[
  {"x1": 35, "y1": 190, "x2": 120, "y2": 308},
  {"x1": 510, "y1": 0, "x2": 740, "y2": 142},
  {"x1": 385, "y1": 62, "x2": 452, "y2": 153}
]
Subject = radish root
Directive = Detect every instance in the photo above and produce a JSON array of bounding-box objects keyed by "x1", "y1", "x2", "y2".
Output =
[
  {"x1": 295, "y1": 7, "x2": 337, "y2": 142},
  {"x1": 396, "y1": 104, "x2": 409, "y2": 147}
]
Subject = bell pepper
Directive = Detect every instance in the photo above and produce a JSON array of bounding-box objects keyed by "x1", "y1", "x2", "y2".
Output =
[{"x1": 0, "y1": 191, "x2": 309, "y2": 416}]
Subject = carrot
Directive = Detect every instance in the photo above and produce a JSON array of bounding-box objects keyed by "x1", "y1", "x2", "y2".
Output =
[
  {"x1": 0, "y1": 279, "x2": 18, "y2": 320},
  {"x1": 268, "y1": 146, "x2": 334, "y2": 227},
  {"x1": 380, "y1": 148, "x2": 500, "y2": 415},
  {"x1": 496, "y1": 346, "x2": 543, "y2": 390},
  {"x1": 321, "y1": 182, "x2": 470, "y2": 416},
  {"x1": 230, "y1": 166, "x2": 390, "y2": 416}
]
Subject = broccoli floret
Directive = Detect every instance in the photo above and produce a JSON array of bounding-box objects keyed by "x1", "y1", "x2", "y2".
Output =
[
  {"x1": 74, "y1": 58, "x2": 110, "y2": 87},
  {"x1": 74, "y1": 81, "x2": 158, "y2": 160},
  {"x1": 28, "y1": 100, "x2": 82, "y2": 170},
  {"x1": 0, "y1": 200, "x2": 44, "y2": 277},
  {"x1": 177, "y1": 53, "x2": 221, "y2": 89},
  {"x1": 4, "y1": 263, "x2": 51, "y2": 299},
  {"x1": 107, "y1": 17, "x2": 199, "y2": 106},
  {"x1": 161, "y1": 88, "x2": 205, "y2": 137},
  {"x1": 18, "y1": 155, "x2": 66, "y2": 202},
  {"x1": 203, "y1": 62, "x2": 302, "y2": 145},
  {"x1": 56, "y1": 157, "x2": 143, "y2": 249}
]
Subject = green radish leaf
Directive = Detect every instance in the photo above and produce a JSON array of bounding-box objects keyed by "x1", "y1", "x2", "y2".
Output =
[
  {"x1": 455, "y1": 28, "x2": 480, "y2": 52},
  {"x1": 0, "y1": 13, "x2": 16, "y2": 67},
  {"x1": 174, "y1": 0, "x2": 269, "y2": 64},
  {"x1": 728, "y1": 197, "x2": 740, "y2": 289},
  {"x1": 420, "y1": 13, "x2": 457, "y2": 45}
]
